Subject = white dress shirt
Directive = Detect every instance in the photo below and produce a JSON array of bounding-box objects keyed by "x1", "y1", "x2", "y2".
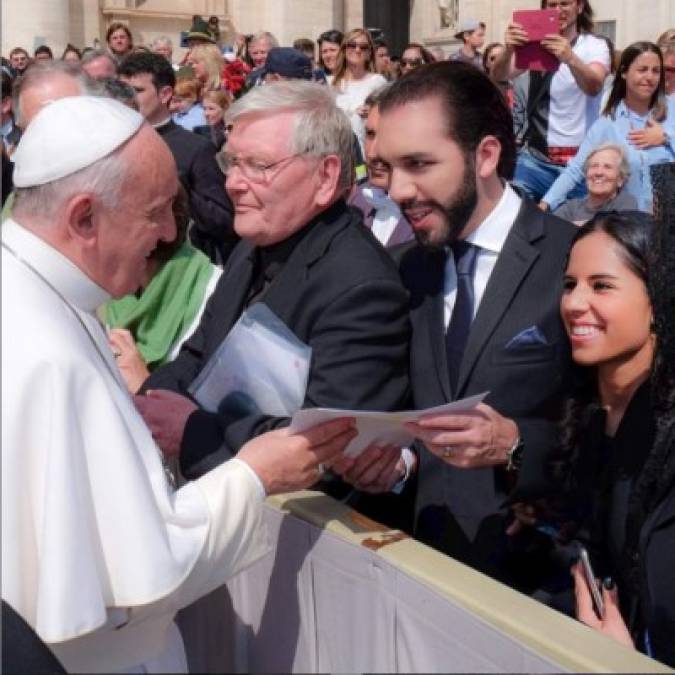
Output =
[
  {"x1": 360, "y1": 185, "x2": 403, "y2": 246},
  {"x1": 443, "y1": 184, "x2": 522, "y2": 328}
]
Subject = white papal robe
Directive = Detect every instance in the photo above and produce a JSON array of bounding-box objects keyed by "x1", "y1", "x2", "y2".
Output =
[{"x1": 1, "y1": 219, "x2": 270, "y2": 673}]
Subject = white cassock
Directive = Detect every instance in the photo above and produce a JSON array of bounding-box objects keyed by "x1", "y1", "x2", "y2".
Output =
[{"x1": 1, "y1": 219, "x2": 270, "y2": 673}]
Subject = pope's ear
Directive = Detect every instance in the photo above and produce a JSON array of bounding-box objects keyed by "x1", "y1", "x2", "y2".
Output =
[{"x1": 65, "y1": 194, "x2": 97, "y2": 245}]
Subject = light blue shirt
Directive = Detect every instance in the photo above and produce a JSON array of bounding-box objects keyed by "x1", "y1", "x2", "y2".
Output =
[
  {"x1": 542, "y1": 97, "x2": 675, "y2": 212},
  {"x1": 171, "y1": 102, "x2": 207, "y2": 132}
]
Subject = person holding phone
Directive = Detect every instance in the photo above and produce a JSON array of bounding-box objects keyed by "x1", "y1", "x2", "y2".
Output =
[
  {"x1": 492, "y1": 0, "x2": 610, "y2": 202},
  {"x1": 552, "y1": 211, "x2": 675, "y2": 662}
]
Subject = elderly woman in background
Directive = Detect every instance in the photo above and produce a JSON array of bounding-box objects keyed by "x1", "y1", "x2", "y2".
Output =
[{"x1": 554, "y1": 143, "x2": 637, "y2": 224}]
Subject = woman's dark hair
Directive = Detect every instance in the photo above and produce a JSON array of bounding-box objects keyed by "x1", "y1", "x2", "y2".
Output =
[
  {"x1": 554, "y1": 211, "x2": 654, "y2": 485},
  {"x1": 378, "y1": 60, "x2": 516, "y2": 180},
  {"x1": 402, "y1": 42, "x2": 435, "y2": 66},
  {"x1": 60, "y1": 43, "x2": 81, "y2": 61},
  {"x1": 540, "y1": 0, "x2": 594, "y2": 33},
  {"x1": 603, "y1": 41, "x2": 666, "y2": 121},
  {"x1": 316, "y1": 29, "x2": 344, "y2": 71}
]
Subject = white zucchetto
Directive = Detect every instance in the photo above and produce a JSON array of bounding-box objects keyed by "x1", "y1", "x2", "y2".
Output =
[{"x1": 13, "y1": 96, "x2": 144, "y2": 188}]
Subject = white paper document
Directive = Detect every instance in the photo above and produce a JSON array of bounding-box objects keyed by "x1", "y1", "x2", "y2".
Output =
[{"x1": 289, "y1": 392, "x2": 488, "y2": 457}]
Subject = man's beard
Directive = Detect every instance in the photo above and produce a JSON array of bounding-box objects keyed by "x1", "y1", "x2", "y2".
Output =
[{"x1": 407, "y1": 155, "x2": 478, "y2": 249}]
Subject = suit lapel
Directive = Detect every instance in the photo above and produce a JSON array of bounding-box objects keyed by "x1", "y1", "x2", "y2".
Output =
[
  {"x1": 456, "y1": 206, "x2": 541, "y2": 396},
  {"x1": 387, "y1": 217, "x2": 413, "y2": 247}
]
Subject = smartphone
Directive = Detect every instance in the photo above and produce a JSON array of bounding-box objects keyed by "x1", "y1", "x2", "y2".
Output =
[{"x1": 577, "y1": 545, "x2": 605, "y2": 620}]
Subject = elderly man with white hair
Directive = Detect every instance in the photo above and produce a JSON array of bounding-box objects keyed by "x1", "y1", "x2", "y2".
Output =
[
  {"x1": 1, "y1": 95, "x2": 356, "y2": 673},
  {"x1": 553, "y1": 143, "x2": 637, "y2": 224}
]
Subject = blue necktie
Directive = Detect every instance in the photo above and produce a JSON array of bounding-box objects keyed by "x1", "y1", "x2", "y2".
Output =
[{"x1": 445, "y1": 241, "x2": 479, "y2": 394}]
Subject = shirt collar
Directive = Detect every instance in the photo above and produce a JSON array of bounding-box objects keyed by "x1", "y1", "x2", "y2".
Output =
[
  {"x1": 2, "y1": 218, "x2": 110, "y2": 312},
  {"x1": 464, "y1": 183, "x2": 521, "y2": 254}
]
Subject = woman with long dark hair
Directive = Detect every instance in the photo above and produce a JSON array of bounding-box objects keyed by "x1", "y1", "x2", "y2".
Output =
[
  {"x1": 549, "y1": 210, "x2": 674, "y2": 665},
  {"x1": 542, "y1": 42, "x2": 675, "y2": 213}
]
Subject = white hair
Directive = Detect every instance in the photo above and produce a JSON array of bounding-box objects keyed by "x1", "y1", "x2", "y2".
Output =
[
  {"x1": 13, "y1": 61, "x2": 104, "y2": 127},
  {"x1": 583, "y1": 143, "x2": 630, "y2": 182},
  {"x1": 151, "y1": 36, "x2": 173, "y2": 50},
  {"x1": 225, "y1": 80, "x2": 353, "y2": 190},
  {"x1": 13, "y1": 145, "x2": 129, "y2": 221},
  {"x1": 250, "y1": 31, "x2": 279, "y2": 49}
]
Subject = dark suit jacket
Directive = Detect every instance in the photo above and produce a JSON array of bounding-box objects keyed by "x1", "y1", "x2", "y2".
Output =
[
  {"x1": 144, "y1": 199, "x2": 411, "y2": 476},
  {"x1": 400, "y1": 198, "x2": 576, "y2": 578},
  {"x1": 348, "y1": 184, "x2": 415, "y2": 248},
  {"x1": 156, "y1": 120, "x2": 237, "y2": 264}
]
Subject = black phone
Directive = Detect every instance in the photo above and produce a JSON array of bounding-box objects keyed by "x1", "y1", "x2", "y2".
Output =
[{"x1": 577, "y1": 545, "x2": 605, "y2": 620}]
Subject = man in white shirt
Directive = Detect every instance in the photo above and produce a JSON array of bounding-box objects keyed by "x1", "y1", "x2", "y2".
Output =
[
  {"x1": 492, "y1": 0, "x2": 610, "y2": 202},
  {"x1": 336, "y1": 61, "x2": 577, "y2": 588},
  {"x1": 1, "y1": 96, "x2": 356, "y2": 673}
]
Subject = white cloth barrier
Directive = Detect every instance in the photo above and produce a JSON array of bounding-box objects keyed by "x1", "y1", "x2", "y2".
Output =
[{"x1": 178, "y1": 491, "x2": 668, "y2": 673}]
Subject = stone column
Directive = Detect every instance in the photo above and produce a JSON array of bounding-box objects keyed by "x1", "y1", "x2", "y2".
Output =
[{"x1": 2, "y1": 0, "x2": 70, "y2": 56}]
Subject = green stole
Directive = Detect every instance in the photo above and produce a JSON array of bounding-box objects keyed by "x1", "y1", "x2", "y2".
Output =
[{"x1": 104, "y1": 243, "x2": 214, "y2": 369}]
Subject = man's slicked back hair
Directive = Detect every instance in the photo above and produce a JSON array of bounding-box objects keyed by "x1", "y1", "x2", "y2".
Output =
[
  {"x1": 118, "y1": 51, "x2": 175, "y2": 91},
  {"x1": 378, "y1": 60, "x2": 516, "y2": 180}
]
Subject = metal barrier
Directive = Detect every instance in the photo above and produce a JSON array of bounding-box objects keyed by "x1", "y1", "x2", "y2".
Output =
[{"x1": 178, "y1": 491, "x2": 669, "y2": 673}]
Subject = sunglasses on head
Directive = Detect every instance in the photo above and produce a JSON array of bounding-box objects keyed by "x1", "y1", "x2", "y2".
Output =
[{"x1": 346, "y1": 41, "x2": 370, "y2": 51}]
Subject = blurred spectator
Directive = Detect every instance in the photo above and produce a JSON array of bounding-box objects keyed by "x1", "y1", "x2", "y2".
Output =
[
  {"x1": 245, "y1": 31, "x2": 279, "y2": 88},
  {"x1": 483, "y1": 42, "x2": 511, "y2": 102},
  {"x1": 81, "y1": 49, "x2": 117, "y2": 79},
  {"x1": 429, "y1": 46, "x2": 446, "y2": 62},
  {"x1": 553, "y1": 143, "x2": 637, "y2": 223},
  {"x1": 171, "y1": 78, "x2": 207, "y2": 131},
  {"x1": 317, "y1": 29, "x2": 343, "y2": 77},
  {"x1": 187, "y1": 43, "x2": 224, "y2": 93},
  {"x1": 656, "y1": 28, "x2": 675, "y2": 47},
  {"x1": 185, "y1": 16, "x2": 216, "y2": 48},
  {"x1": 494, "y1": 0, "x2": 611, "y2": 203},
  {"x1": 33, "y1": 45, "x2": 53, "y2": 62},
  {"x1": 330, "y1": 28, "x2": 387, "y2": 154},
  {"x1": 207, "y1": 15, "x2": 222, "y2": 47},
  {"x1": 118, "y1": 51, "x2": 236, "y2": 265},
  {"x1": 293, "y1": 38, "x2": 316, "y2": 65},
  {"x1": 151, "y1": 36, "x2": 174, "y2": 67},
  {"x1": 100, "y1": 76, "x2": 138, "y2": 110},
  {"x1": 261, "y1": 47, "x2": 313, "y2": 82},
  {"x1": 542, "y1": 42, "x2": 675, "y2": 213},
  {"x1": 400, "y1": 43, "x2": 435, "y2": 76},
  {"x1": 60, "y1": 44, "x2": 81, "y2": 63},
  {"x1": 106, "y1": 22, "x2": 133, "y2": 63},
  {"x1": 374, "y1": 39, "x2": 392, "y2": 79},
  {"x1": 661, "y1": 40, "x2": 675, "y2": 95},
  {"x1": 348, "y1": 85, "x2": 413, "y2": 248},
  {"x1": 9, "y1": 48, "x2": 29, "y2": 76},
  {"x1": 104, "y1": 188, "x2": 223, "y2": 394},
  {"x1": 449, "y1": 19, "x2": 486, "y2": 69},
  {"x1": 1, "y1": 70, "x2": 20, "y2": 153},
  {"x1": 194, "y1": 89, "x2": 230, "y2": 150}
]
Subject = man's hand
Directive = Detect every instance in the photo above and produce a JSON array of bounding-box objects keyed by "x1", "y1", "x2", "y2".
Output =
[
  {"x1": 134, "y1": 389, "x2": 198, "y2": 457},
  {"x1": 541, "y1": 34, "x2": 574, "y2": 64},
  {"x1": 572, "y1": 563, "x2": 635, "y2": 649},
  {"x1": 238, "y1": 418, "x2": 357, "y2": 495},
  {"x1": 330, "y1": 444, "x2": 411, "y2": 493},
  {"x1": 628, "y1": 118, "x2": 666, "y2": 149},
  {"x1": 405, "y1": 403, "x2": 519, "y2": 469},
  {"x1": 108, "y1": 328, "x2": 150, "y2": 394}
]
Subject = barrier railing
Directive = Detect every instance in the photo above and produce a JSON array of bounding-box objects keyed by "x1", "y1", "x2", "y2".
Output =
[{"x1": 178, "y1": 490, "x2": 670, "y2": 673}]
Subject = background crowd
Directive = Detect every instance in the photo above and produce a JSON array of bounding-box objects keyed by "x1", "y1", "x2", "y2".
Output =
[{"x1": 2, "y1": 2, "x2": 675, "y2": 673}]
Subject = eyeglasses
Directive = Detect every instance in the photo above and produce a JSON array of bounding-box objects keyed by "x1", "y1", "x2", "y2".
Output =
[
  {"x1": 401, "y1": 58, "x2": 423, "y2": 67},
  {"x1": 346, "y1": 41, "x2": 371, "y2": 52},
  {"x1": 216, "y1": 152, "x2": 304, "y2": 183}
]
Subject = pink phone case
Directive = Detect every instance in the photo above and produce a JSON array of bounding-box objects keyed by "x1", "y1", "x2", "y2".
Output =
[{"x1": 513, "y1": 9, "x2": 561, "y2": 72}]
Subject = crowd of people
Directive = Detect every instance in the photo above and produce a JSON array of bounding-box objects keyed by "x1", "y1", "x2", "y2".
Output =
[{"x1": 2, "y1": 3, "x2": 675, "y2": 673}]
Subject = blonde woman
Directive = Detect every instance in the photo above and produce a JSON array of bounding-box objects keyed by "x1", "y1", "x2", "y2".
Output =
[
  {"x1": 330, "y1": 28, "x2": 387, "y2": 153},
  {"x1": 187, "y1": 43, "x2": 224, "y2": 92}
]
